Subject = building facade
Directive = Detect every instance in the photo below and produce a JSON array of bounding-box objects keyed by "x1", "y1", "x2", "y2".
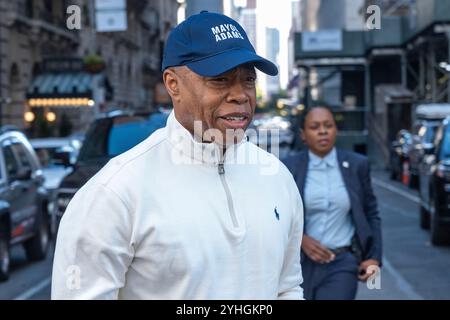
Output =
[
  {"x1": 265, "y1": 27, "x2": 280, "y2": 96},
  {"x1": 0, "y1": 0, "x2": 178, "y2": 137},
  {"x1": 185, "y1": 0, "x2": 223, "y2": 17},
  {"x1": 294, "y1": 0, "x2": 450, "y2": 164}
]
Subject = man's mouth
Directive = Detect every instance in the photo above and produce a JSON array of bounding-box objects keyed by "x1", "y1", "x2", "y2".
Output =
[
  {"x1": 220, "y1": 116, "x2": 247, "y2": 121},
  {"x1": 217, "y1": 113, "x2": 250, "y2": 129}
]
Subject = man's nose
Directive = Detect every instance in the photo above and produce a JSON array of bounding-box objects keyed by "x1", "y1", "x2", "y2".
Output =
[{"x1": 227, "y1": 81, "x2": 249, "y2": 105}]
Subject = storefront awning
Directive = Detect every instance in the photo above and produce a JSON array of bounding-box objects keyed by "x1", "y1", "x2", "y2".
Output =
[
  {"x1": 27, "y1": 72, "x2": 95, "y2": 99},
  {"x1": 26, "y1": 71, "x2": 113, "y2": 108}
]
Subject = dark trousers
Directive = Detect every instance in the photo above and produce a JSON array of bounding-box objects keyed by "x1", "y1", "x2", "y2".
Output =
[{"x1": 301, "y1": 251, "x2": 359, "y2": 300}]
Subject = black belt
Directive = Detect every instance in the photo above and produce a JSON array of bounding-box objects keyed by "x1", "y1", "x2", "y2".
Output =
[{"x1": 329, "y1": 246, "x2": 352, "y2": 255}]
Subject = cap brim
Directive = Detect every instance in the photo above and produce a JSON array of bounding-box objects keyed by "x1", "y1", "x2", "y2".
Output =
[{"x1": 186, "y1": 49, "x2": 278, "y2": 77}]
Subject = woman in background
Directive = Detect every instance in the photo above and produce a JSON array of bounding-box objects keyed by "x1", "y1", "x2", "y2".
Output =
[{"x1": 283, "y1": 106, "x2": 382, "y2": 300}]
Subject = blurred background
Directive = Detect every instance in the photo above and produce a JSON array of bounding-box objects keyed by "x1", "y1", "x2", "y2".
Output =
[{"x1": 0, "y1": 0, "x2": 449, "y2": 300}]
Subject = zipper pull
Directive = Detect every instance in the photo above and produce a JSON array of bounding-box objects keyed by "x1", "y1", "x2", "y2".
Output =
[{"x1": 218, "y1": 162, "x2": 225, "y2": 175}]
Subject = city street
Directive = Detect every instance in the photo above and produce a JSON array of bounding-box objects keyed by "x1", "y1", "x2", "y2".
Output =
[
  {"x1": 1, "y1": 169, "x2": 449, "y2": 300},
  {"x1": 1, "y1": 0, "x2": 449, "y2": 302},
  {"x1": 356, "y1": 170, "x2": 450, "y2": 300}
]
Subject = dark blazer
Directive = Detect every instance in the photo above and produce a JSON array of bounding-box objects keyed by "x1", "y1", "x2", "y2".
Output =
[{"x1": 283, "y1": 149, "x2": 382, "y2": 263}]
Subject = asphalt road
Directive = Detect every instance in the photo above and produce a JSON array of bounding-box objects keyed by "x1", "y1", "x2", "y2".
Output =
[
  {"x1": 1, "y1": 170, "x2": 449, "y2": 300},
  {"x1": 356, "y1": 170, "x2": 450, "y2": 300}
]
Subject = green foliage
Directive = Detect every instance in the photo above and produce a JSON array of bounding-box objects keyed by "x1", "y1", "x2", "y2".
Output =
[
  {"x1": 83, "y1": 54, "x2": 105, "y2": 73},
  {"x1": 82, "y1": 54, "x2": 104, "y2": 65}
]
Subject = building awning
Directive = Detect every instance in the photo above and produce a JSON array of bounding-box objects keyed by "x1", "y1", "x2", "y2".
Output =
[
  {"x1": 27, "y1": 72, "x2": 95, "y2": 99},
  {"x1": 26, "y1": 71, "x2": 113, "y2": 108}
]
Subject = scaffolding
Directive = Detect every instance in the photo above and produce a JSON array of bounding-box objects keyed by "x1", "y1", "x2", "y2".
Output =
[
  {"x1": 294, "y1": 0, "x2": 450, "y2": 160},
  {"x1": 406, "y1": 27, "x2": 450, "y2": 104}
]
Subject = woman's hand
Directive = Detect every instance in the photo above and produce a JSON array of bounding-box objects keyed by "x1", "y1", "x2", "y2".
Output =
[
  {"x1": 301, "y1": 235, "x2": 335, "y2": 264},
  {"x1": 358, "y1": 259, "x2": 380, "y2": 281}
]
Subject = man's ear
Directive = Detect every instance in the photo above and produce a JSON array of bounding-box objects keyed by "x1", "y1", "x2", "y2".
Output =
[{"x1": 163, "y1": 68, "x2": 180, "y2": 101}]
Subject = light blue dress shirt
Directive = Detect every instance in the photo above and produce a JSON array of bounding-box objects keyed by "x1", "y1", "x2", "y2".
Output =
[{"x1": 303, "y1": 148, "x2": 355, "y2": 249}]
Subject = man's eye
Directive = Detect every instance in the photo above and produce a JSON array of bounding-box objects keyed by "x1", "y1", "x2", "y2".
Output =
[
  {"x1": 247, "y1": 76, "x2": 256, "y2": 82},
  {"x1": 211, "y1": 77, "x2": 228, "y2": 82}
]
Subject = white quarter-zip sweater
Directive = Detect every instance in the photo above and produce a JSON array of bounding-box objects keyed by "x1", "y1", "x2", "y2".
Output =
[{"x1": 52, "y1": 111, "x2": 304, "y2": 300}]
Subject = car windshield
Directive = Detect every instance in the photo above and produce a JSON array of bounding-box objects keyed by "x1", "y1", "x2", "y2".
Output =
[
  {"x1": 35, "y1": 147, "x2": 59, "y2": 167},
  {"x1": 424, "y1": 125, "x2": 438, "y2": 143},
  {"x1": 439, "y1": 125, "x2": 450, "y2": 160},
  {"x1": 35, "y1": 146, "x2": 76, "y2": 167},
  {"x1": 77, "y1": 113, "x2": 168, "y2": 164}
]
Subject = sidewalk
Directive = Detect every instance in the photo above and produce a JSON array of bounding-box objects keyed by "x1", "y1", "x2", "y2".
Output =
[
  {"x1": 357, "y1": 169, "x2": 424, "y2": 300},
  {"x1": 356, "y1": 258, "x2": 422, "y2": 300}
]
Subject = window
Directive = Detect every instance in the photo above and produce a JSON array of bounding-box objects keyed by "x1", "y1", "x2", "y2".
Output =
[
  {"x1": 18, "y1": 0, "x2": 34, "y2": 17},
  {"x1": 334, "y1": 110, "x2": 366, "y2": 132},
  {"x1": 424, "y1": 126, "x2": 438, "y2": 144},
  {"x1": 439, "y1": 125, "x2": 450, "y2": 160},
  {"x1": 108, "y1": 117, "x2": 157, "y2": 156},
  {"x1": 9, "y1": 63, "x2": 21, "y2": 101},
  {"x1": 77, "y1": 114, "x2": 168, "y2": 163},
  {"x1": 2, "y1": 145, "x2": 20, "y2": 180},
  {"x1": 11, "y1": 143, "x2": 33, "y2": 171}
]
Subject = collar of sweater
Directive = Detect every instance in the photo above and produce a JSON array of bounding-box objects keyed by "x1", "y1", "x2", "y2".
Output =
[{"x1": 166, "y1": 110, "x2": 248, "y2": 166}]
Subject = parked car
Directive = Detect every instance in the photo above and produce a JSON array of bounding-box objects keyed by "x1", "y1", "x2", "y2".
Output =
[
  {"x1": 249, "y1": 113, "x2": 294, "y2": 159},
  {"x1": 408, "y1": 121, "x2": 439, "y2": 189},
  {"x1": 53, "y1": 111, "x2": 169, "y2": 232},
  {"x1": 31, "y1": 136, "x2": 83, "y2": 235},
  {"x1": 389, "y1": 129, "x2": 412, "y2": 181},
  {"x1": 30, "y1": 137, "x2": 83, "y2": 190},
  {"x1": 0, "y1": 127, "x2": 50, "y2": 281},
  {"x1": 414, "y1": 103, "x2": 450, "y2": 122},
  {"x1": 408, "y1": 104, "x2": 450, "y2": 188},
  {"x1": 418, "y1": 116, "x2": 450, "y2": 245}
]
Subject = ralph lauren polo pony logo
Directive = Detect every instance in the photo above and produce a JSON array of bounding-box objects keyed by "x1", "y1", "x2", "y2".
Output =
[{"x1": 274, "y1": 207, "x2": 280, "y2": 221}]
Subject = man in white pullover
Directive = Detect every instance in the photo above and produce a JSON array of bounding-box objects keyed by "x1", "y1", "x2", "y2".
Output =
[{"x1": 52, "y1": 11, "x2": 304, "y2": 300}]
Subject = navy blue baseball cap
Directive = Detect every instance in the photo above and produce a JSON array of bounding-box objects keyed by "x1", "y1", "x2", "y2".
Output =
[{"x1": 162, "y1": 11, "x2": 278, "y2": 77}]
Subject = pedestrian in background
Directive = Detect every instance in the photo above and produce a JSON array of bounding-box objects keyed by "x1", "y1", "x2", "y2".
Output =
[{"x1": 283, "y1": 105, "x2": 382, "y2": 300}]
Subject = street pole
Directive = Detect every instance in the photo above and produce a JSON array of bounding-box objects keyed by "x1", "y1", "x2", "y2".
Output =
[
  {"x1": 447, "y1": 31, "x2": 450, "y2": 103},
  {"x1": 0, "y1": 0, "x2": 4, "y2": 126},
  {"x1": 88, "y1": 0, "x2": 101, "y2": 119},
  {"x1": 401, "y1": 51, "x2": 407, "y2": 89}
]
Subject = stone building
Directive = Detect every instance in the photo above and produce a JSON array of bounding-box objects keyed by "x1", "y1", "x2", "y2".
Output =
[{"x1": 0, "y1": 0, "x2": 178, "y2": 137}]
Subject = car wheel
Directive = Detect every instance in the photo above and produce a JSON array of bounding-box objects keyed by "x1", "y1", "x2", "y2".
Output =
[
  {"x1": 0, "y1": 236, "x2": 10, "y2": 282},
  {"x1": 430, "y1": 197, "x2": 450, "y2": 246},
  {"x1": 420, "y1": 205, "x2": 430, "y2": 230},
  {"x1": 23, "y1": 209, "x2": 50, "y2": 261}
]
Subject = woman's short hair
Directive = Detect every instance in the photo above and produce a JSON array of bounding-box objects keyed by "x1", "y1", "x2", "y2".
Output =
[{"x1": 300, "y1": 105, "x2": 336, "y2": 129}]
